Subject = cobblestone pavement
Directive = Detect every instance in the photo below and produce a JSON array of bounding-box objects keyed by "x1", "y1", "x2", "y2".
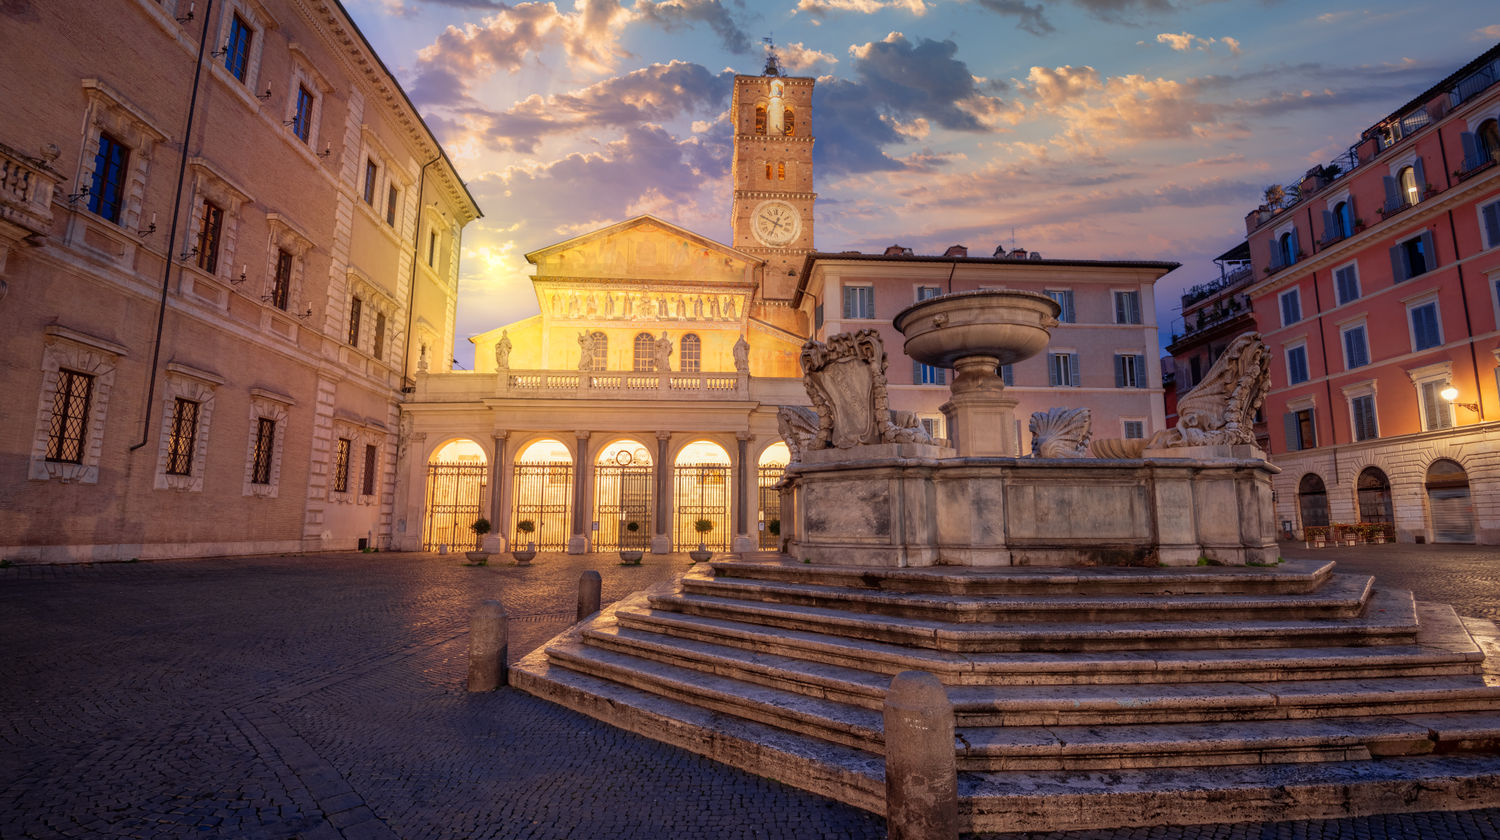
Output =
[{"x1": 1, "y1": 545, "x2": 1497, "y2": 839}]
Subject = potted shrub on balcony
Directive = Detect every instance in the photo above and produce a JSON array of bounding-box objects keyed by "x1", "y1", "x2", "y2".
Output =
[
  {"x1": 512, "y1": 519, "x2": 537, "y2": 565},
  {"x1": 620, "y1": 521, "x2": 644, "y2": 564},
  {"x1": 465, "y1": 518, "x2": 491, "y2": 565},
  {"x1": 689, "y1": 518, "x2": 714, "y2": 563}
]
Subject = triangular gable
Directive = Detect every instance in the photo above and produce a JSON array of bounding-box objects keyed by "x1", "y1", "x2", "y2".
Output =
[{"x1": 525, "y1": 215, "x2": 761, "y2": 284}]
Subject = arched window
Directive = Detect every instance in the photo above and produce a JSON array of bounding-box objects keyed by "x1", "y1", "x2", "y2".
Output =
[
  {"x1": 783, "y1": 108, "x2": 795, "y2": 136},
  {"x1": 1357, "y1": 467, "x2": 1394, "y2": 525},
  {"x1": 777, "y1": 162, "x2": 785, "y2": 180},
  {"x1": 588, "y1": 331, "x2": 607, "y2": 371},
  {"x1": 1297, "y1": 473, "x2": 1330, "y2": 529},
  {"x1": 765, "y1": 161, "x2": 773, "y2": 180},
  {"x1": 1333, "y1": 200, "x2": 1353, "y2": 238},
  {"x1": 754, "y1": 105, "x2": 766, "y2": 135},
  {"x1": 680, "y1": 333, "x2": 701, "y2": 372},
  {"x1": 633, "y1": 332, "x2": 655, "y2": 372},
  {"x1": 1480, "y1": 119, "x2": 1500, "y2": 163},
  {"x1": 1398, "y1": 165, "x2": 1419, "y2": 206},
  {"x1": 1278, "y1": 231, "x2": 1297, "y2": 267}
]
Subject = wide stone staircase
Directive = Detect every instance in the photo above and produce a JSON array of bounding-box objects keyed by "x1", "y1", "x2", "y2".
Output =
[{"x1": 511, "y1": 557, "x2": 1500, "y2": 831}]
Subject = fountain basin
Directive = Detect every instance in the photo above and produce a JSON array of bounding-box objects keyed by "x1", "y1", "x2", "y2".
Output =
[{"x1": 893, "y1": 289, "x2": 1060, "y2": 369}]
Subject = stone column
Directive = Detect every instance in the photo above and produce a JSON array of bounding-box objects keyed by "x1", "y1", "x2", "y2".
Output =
[
  {"x1": 732, "y1": 432, "x2": 756, "y2": 554},
  {"x1": 568, "y1": 431, "x2": 592, "y2": 554},
  {"x1": 651, "y1": 431, "x2": 672, "y2": 554},
  {"x1": 939, "y1": 356, "x2": 1018, "y2": 457},
  {"x1": 488, "y1": 432, "x2": 508, "y2": 552}
]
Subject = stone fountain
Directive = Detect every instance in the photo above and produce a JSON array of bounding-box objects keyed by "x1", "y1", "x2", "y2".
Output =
[{"x1": 514, "y1": 290, "x2": 1500, "y2": 832}]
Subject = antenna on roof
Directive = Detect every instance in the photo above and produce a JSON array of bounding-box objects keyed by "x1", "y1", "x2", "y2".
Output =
[{"x1": 762, "y1": 35, "x2": 782, "y2": 77}]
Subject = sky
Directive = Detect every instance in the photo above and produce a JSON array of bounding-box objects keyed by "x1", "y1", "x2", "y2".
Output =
[{"x1": 341, "y1": 0, "x2": 1500, "y2": 368}]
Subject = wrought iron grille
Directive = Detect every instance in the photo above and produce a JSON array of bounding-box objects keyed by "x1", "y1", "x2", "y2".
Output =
[
  {"x1": 45, "y1": 368, "x2": 92, "y2": 463},
  {"x1": 593, "y1": 464, "x2": 653, "y2": 550},
  {"x1": 333, "y1": 438, "x2": 351, "y2": 493},
  {"x1": 757, "y1": 464, "x2": 784, "y2": 549},
  {"x1": 513, "y1": 461, "x2": 573, "y2": 551},
  {"x1": 251, "y1": 417, "x2": 275, "y2": 484},
  {"x1": 166, "y1": 398, "x2": 199, "y2": 475},
  {"x1": 674, "y1": 463, "x2": 731, "y2": 551},
  {"x1": 423, "y1": 462, "x2": 486, "y2": 551}
]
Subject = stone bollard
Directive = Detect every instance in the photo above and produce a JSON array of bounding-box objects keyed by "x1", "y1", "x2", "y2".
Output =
[
  {"x1": 883, "y1": 670, "x2": 958, "y2": 840},
  {"x1": 467, "y1": 599, "x2": 508, "y2": 692},
  {"x1": 577, "y1": 570, "x2": 602, "y2": 622}
]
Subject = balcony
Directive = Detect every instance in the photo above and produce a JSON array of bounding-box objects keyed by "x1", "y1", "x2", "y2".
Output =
[
  {"x1": 1180, "y1": 264, "x2": 1253, "y2": 308},
  {"x1": 0, "y1": 142, "x2": 60, "y2": 258}
]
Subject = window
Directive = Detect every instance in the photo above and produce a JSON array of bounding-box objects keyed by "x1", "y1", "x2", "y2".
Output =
[
  {"x1": 777, "y1": 162, "x2": 785, "y2": 180},
  {"x1": 784, "y1": 108, "x2": 795, "y2": 136},
  {"x1": 1286, "y1": 343, "x2": 1309, "y2": 384},
  {"x1": 386, "y1": 185, "x2": 398, "y2": 227},
  {"x1": 587, "y1": 332, "x2": 607, "y2": 371},
  {"x1": 1123, "y1": 420, "x2": 1144, "y2": 440},
  {"x1": 1334, "y1": 264, "x2": 1360, "y2": 305},
  {"x1": 916, "y1": 285, "x2": 942, "y2": 301},
  {"x1": 372, "y1": 312, "x2": 386, "y2": 361},
  {"x1": 1350, "y1": 393, "x2": 1378, "y2": 441},
  {"x1": 680, "y1": 333, "x2": 701, "y2": 372},
  {"x1": 45, "y1": 369, "x2": 92, "y2": 464},
  {"x1": 348, "y1": 296, "x2": 362, "y2": 347},
  {"x1": 765, "y1": 162, "x2": 773, "y2": 179},
  {"x1": 1045, "y1": 289, "x2": 1075, "y2": 323},
  {"x1": 1279, "y1": 232, "x2": 1297, "y2": 268},
  {"x1": 633, "y1": 333, "x2": 654, "y2": 372},
  {"x1": 914, "y1": 362, "x2": 946, "y2": 385},
  {"x1": 1113, "y1": 290, "x2": 1141, "y2": 324},
  {"x1": 1480, "y1": 198, "x2": 1500, "y2": 250},
  {"x1": 842, "y1": 285, "x2": 874, "y2": 319},
  {"x1": 1418, "y1": 380, "x2": 1454, "y2": 430},
  {"x1": 271, "y1": 249, "x2": 292, "y2": 310},
  {"x1": 251, "y1": 417, "x2": 275, "y2": 485},
  {"x1": 919, "y1": 416, "x2": 944, "y2": 439},
  {"x1": 224, "y1": 13, "x2": 252, "y2": 81},
  {"x1": 1048, "y1": 353, "x2": 1080, "y2": 387},
  {"x1": 195, "y1": 200, "x2": 223, "y2": 273},
  {"x1": 164, "y1": 398, "x2": 199, "y2": 475},
  {"x1": 333, "y1": 437, "x2": 351, "y2": 494},
  {"x1": 363, "y1": 159, "x2": 377, "y2": 205},
  {"x1": 1341, "y1": 324, "x2": 1369, "y2": 369},
  {"x1": 1481, "y1": 119, "x2": 1500, "y2": 163},
  {"x1": 1000, "y1": 364, "x2": 1014, "y2": 386},
  {"x1": 87, "y1": 133, "x2": 129, "y2": 223},
  {"x1": 754, "y1": 105, "x2": 766, "y2": 134},
  {"x1": 1409, "y1": 300, "x2": 1442, "y2": 351},
  {"x1": 1284, "y1": 407, "x2": 1316, "y2": 451},
  {"x1": 292, "y1": 85, "x2": 314, "y2": 143},
  {"x1": 427, "y1": 230, "x2": 437, "y2": 267},
  {"x1": 1115, "y1": 354, "x2": 1146, "y2": 388},
  {"x1": 1279, "y1": 288, "x2": 1302, "y2": 326},
  {"x1": 1399, "y1": 165, "x2": 1420, "y2": 206},
  {"x1": 362, "y1": 444, "x2": 377, "y2": 496},
  {"x1": 1390, "y1": 231, "x2": 1436, "y2": 282},
  {"x1": 1329, "y1": 200, "x2": 1354, "y2": 240}
]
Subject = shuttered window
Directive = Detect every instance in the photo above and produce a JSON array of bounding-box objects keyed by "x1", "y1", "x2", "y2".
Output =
[
  {"x1": 913, "y1": 362, "x2": 946, "y2": 385},
  {"x1": 1334, "y1": 265, "x2": 1359, "y2": 305},
  {"x1": 1045, "y1": 289, "x2": 1075, "y2": 323},
  {"x1": 1113, "y1": 290, "x2": 1141, "y2": 324},
  {"x1": 842, "y1": 285, "x2": 874, "y2": 319},
  {"x1": 1286, "y1": 344, "x2": 1309, "y2": 384},
  {"x1": 1419, "y1": 380, "x2": 1454, "y2": 431},
  {"x1": 1389, "y1": 231, "x2": 1436, "y2": 282},
  {"x1": 1409, "y1": 301, "x2": 1441, "y2": 351},
  {"x1": 1283, "y1": 408, "x2": 1316, "y2": 451},
  {"x1": 1351, "y1": 394, "x2": 1378, "y2": 441},
  {"x1": 1114, "y1": 354, "x2": 1146, "y2": 388},
  {"x1": 1048, "y1": 353, "x2": 1080, "y2": 387},
  {"x1": 1341, "y1": 325, "x2": 1369, "y2": 369},
  {"x1": 1481, "y1": 199, "x2": 1500, "y2": 249},
  {"x1": 1279, "y1": 289, "x2": 1302, "y2": 326}
]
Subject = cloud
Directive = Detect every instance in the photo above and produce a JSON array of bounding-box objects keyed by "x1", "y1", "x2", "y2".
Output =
[
  {"x1": 1047, "y1": 73, "x2": 1237, "y2": 150},
  {"x1": 972, "y1": 0, "x2": 1053, "y2": 36},
  {"x1": 848, "y1": 33, "x2": 1014, "y2": 130},
  {"x1": 1477, "y1": 24, "x2": 1500, "y2": 39},
  {"x1": 776, "y1": 41, "x2": 839, "y2": 73},
  {"x1": 632, "y1": 0, "x2": 753, "y2": 53},
  {"x1": 1015, "y1": 65, "x2": 1103, "y2": 108},
  {"x1": 794, "y1": 0, "x2": 929, "y2": 20},
  {"x1": 1155, "y1": 31, "x2": 1242, "y2": 55}
]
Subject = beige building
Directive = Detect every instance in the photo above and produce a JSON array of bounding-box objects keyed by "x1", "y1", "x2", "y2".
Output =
[{"x1": 0, "y1": 0, "x2": 478, "y2": 562}]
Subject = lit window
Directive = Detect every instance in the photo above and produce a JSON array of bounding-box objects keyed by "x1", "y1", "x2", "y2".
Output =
[
  {"x1": 1334, "y1": 265, "x2": 1360, "y2": 305},
  {"x1": 363, "y1": 159, "x2": 377, "y2": 205},
  {"x1": 87, "y1": 133, "x2": 129, "y2": 223},
  {"x1": 1418, "y1": 380, "x2": 1454, "y2": 431},
  {"x1": 333, "y1": 437, "x2": 351, "y2": 493},
  {"x1": 196, "y1": 200, "x2": 223, "y2": 273},
  {"x1": 1350, "y1": 394, "x2": 1378, "y2": 441},
  {"x1": 45, "y1": 369, "x2": 93, "y2": 464},
  {"x1": 1113, "y1": 290, "x2": 1141, "y2": 324},
  {"x1": 784, "y1": 108, "x2": 795, "y2": 136},
  {"x1": 1114, "y1": 354, "x2": 1145, "y2": 388},
  {"x1": 348, "y1": 296, "x2": 362, "y2": 347},
  {"x1": 842, "y1": 285, "x2": 874, "y2": 319},
  {"x1": 1480, "y1": 119, "x2": 1500, "y2": 163},
  {"x1": 1279, "y1": 288, "x2": 1302, "y2": 326},
  {"x1": 777, "y1": 162, "x2": 785, "y2": 180},
  {"x1": 1045, "y1": 289, "x2": 1075, "y2": 323},
  {"x1": 1333, "y1": 201, "x2": 1354, "y2": 238},
  {"x1": 224, "y1": 14, "x2": 252, "y2": 82},
  {"x1": 1409, "y1": 300, "x2": 1442, "y2": 351},
  {"x1": 633, "y1": 332, "x2": 654, "y2": 372},
  {"x1": 754, "y1": 105, "x2": 766, "y2": 134},
  {"x1": 765, "y1": 162, "x2": 773, "y2": 179},
  {"x1": 292, "y1": 85, "x2": 314, "y2": 143},
  {"x1": 680, "y1": 333, "x2": 701, "y2": 372},
  {"x1": 166, "y1": 398, "x2": 199, "y2": 476},
  {"x1": 1048, "y1": 353, "x2": 1080, "y2": 387},
  {"x1": 1341, "y1": 324, "x2": 1369, "y2": 369},
  {"x1": 1399, "y1": 165, "x2": 1420, "y2": 206},
  {"x1": 1286, "y1": 344, "x2": 1309, "y2": 385}
]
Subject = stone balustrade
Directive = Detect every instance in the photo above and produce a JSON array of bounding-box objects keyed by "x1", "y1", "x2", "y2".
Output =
[
  {"x1": 415, "y1": 368, "x2": 780, "y2": 402},
  {"x1": 0, "y1": 142, "x2": 59, "y2": 253}
]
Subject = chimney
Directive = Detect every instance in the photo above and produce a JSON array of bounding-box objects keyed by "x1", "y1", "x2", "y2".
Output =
[
  {"x1": 992, "y1": 245, "x2": 1007, "y2": 258},
  {"x1": 942, "y1": 244, "x2": 968, "y2": 258},
  {"x1": 1009, "y1": 247, "x2": 1028, "y2": 260},
  {"x1": 883, "y1": 244, "x2": 912, "y2": 256}
]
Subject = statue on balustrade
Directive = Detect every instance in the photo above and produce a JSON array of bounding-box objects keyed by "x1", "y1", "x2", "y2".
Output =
[
  {"x1": 654, "y1": 332, "x2": 673, "y2": 372},
  {"x1": 733, "y1": 335, "x2": 750, "y2": 373},
  {"x1": 494, "y1": 330, "x2": 512, "y2": 371},
  {"x1": 577, "y1": 331, "x2": 597, "y2": 371}
]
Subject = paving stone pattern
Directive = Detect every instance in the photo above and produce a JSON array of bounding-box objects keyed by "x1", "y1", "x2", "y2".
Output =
[{"x1": 1, "y1": 545, "x2": 1497, "y2": 839}]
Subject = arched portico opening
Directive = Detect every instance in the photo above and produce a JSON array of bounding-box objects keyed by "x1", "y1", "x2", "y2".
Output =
[
  {"x1": 674, "y1": 440, "x2": 731, "y2": 551},
  {"x1": 758, "y1": 442, "x2": 790, "y2": 549},
  {"x1": 423, "y1": 439, "x2": 487, "y2": 551},
  {"x1": 1426, "y1": 459, "x2": 1475, "y2": 543},
  {"x1": 1357, "y1": 467, "x2": 1394, "y2": 528},
  {"x1": 513, "y1": 438, "x2": 573, "y2": 551},
  {"x1": 1297, "y1": 473, "x2": 1330, "y2": 532},
  {"x1": 593, "y1": 439, "x2": 654, "y2": 550}
]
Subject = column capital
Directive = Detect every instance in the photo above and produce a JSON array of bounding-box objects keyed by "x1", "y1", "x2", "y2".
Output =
[
  {"x1": 574, "y1": 430, "x2": 592, "y2": 441},
  {"x1": 736, "y1": 430, "x2": 754, "y2": 441},
  {"x1": 656, "y1": 430, "x2": 672, "y2": 441},
  {"x1": 492, "y1": 430, "x2": 509, "y2": 441}
]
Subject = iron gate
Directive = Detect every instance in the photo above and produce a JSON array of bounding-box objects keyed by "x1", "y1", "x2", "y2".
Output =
[
  {"x1": 594, "y1": 464, "x2": 653, "y2": 550},
  {"x1": 758, "y1": 464, "x2": 784, "y2": 549},
  {"x1": 674, "y1": 463, "x2": 731, "y2": 551},
  {"x1": 423, "y1": 462, "x2": 487, "y2": 551},
  {"x1": 513, "y1": 461, "x2": 572, "y2": 551}
]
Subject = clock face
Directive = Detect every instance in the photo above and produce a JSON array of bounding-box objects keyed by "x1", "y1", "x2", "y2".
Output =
[{"x1": 752, "y1": 201, "x2": 801, "y2": 247}]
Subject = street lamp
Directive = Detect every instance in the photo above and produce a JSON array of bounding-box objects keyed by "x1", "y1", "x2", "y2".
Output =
[{"x1": 1440, "y1": 385, "x2": 1479, "y2": 413}]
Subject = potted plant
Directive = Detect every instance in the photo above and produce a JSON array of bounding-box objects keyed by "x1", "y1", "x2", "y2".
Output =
[
  {"x1": 513, "y1": 519, "x2": 537, "y2": 565},
  {"x1": 1304, "y1": 525, "x2": 1327, "y2": 548},
  {"x1": 620, "y1": 520, "x2": 644, "y2": 564},
  {"x1": 689, "y1": 518, "x2": 714, "y2": 562},
  {"x1": 465, "y1": 518, "x2": 491, "y2": 565}
]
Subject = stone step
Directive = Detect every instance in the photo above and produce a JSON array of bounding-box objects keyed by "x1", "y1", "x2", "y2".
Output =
[
  {"x1": 588, "y1": 614, "x2": 1500, "y2": 727},
  {"x1": 615, "y1": 600, "x2": 1480, "y2": 685},
  {"x1": 708, "y1": 557, "x2": 1335, "y2": 596},
  {"x1": 646, "y1": 586, "x2": 1420, "y2": 653},
  {"x1": 681, "y1": 569, "x2": 1373, "y2": 624}
]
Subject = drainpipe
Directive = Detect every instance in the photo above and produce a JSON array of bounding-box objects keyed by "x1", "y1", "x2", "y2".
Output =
[
  {"x1": 400, "y1": 155, "x2": 441, "y2": 392},
  {"x1": 1446, "y1": 208, "x2": 1485, "y2": 420},
  {"x1": 131, "y1": 0, "x2": 215, "y2": 450}
]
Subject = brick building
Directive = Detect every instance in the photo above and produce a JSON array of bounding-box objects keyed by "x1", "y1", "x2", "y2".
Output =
[{"x1": 0, "y1": 0, "x2": 478, "y2": 562}]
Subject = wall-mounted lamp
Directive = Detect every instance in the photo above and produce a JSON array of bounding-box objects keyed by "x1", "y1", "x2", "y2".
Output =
[
  {"x1": 318, "y1": 143, "x2": 332, "y2": 158},
  {"x1": 296, "y1": 303, "x2": 313, "y2": 320},
  {"x1": 179, "y1": 246, "x2": 199, "y2": 262},
  {"x1": 138, "y1": 212, "x2": 158, "y2": 237},
  {"x1": 210, "y1": 42, "x2": 229, "y2": 59},
  {"x1": 176, "y1": 1, "x2": 195, "y2": 22},
  {"x1": 1441, "y1": 385, "x2": 1479, "y2": 413},
  {"x1": 256, "y1": 88, "x2": 273, "y2": 102},
  {"x1": 230, "y1": 264, "x2": 248, "y2": 285},
  {"x1": 66, "y1": 186, "x2": 90, "y2": 205}
]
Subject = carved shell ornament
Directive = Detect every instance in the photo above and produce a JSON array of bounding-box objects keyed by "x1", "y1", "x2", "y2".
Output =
[{"x1": 1029, "y1": 407, "x2": 1092, "y2": 458}]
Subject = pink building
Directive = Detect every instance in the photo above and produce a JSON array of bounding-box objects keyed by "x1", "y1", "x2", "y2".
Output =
[{"x1": 1247, "y1": 44, "x2": 1500, "y2": 544}]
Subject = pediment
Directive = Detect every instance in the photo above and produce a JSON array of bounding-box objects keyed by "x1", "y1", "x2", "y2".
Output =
[{"x1": 526, "y1": 215, "x2": 760, "y2": 284}]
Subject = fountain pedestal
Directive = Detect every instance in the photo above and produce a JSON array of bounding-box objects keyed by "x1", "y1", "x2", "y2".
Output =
[{"x1": 939, "y1": 356, "x2": 1019, "y2": 457}]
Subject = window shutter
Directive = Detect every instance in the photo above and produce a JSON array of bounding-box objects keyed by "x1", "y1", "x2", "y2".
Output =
[
  {"x1": 1421, "y1": 381, "x2": 1440, "y2": 430},
  {"x1": 1289, "y1": 229, "x2": 1301, "y2": 260},
  {"x1": 1269, "y1": 241, "x2": 1283, "y2": 271},
  {"x1": 1305, "y1": 409, "x2": 1316, "y2": 448},
  {"x1": 1413, "y1": 157, "x2": 1427, "y2": 192},
  {"x1": 1069, "y1": 353, "x2": 1081, "y2": 387},
  {"x1": 913, "y1": 359, "x2": 922, "y2": 384},
  {"x1": 1462, "y1": 132, "x2": 1483, "y2": 171},
  {"x1": 1382, "y1": 175, "x2": 1401, "y2": 212},
  {"x1": 1483, "y1": 202, "x2": 1500, "y2": 248},
  {"x1": 1419, "y1": 230, "x2": 1437, "y2": 271},
  {"x1": 1389, "y1": 244, "x2": 1409, "y2": 283},
  {"x1": 1321, "y1": 210, "x2": 1335, "y2": 243},
  {"x1": 1048, "y1": 356, "x2": 1060, "y2": 387},
  {"x1": 1284, "y1": 413, "x2": 1300, "y2": 451},
  {"x1": 1114, "y1": 356, "x2": 1126, "y2": 388},
  {"x1": 1133, "y1": 355, "x2": 1146, "y2": 388}
]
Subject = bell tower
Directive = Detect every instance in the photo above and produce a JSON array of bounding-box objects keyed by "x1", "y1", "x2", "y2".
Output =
[{"x1": 730, "y1": 52, "x2": 815, "y2": 303}]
